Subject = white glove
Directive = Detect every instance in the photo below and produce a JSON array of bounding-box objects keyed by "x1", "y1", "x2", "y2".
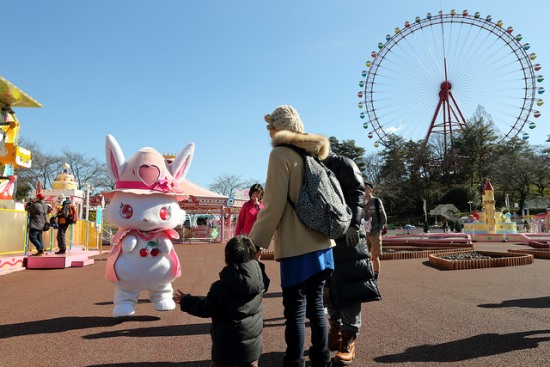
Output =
[{"x1": 345, "y1": 227, "x2": 360, "y2": 247}]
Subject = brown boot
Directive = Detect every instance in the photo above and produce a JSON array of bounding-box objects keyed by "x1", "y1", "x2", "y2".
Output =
[
  {"x1": 334, "y1": 331, "x2": 356, "y2": 365},
  {"x1": 328, "y1": 323, "x2": 342, "y2": 351}
]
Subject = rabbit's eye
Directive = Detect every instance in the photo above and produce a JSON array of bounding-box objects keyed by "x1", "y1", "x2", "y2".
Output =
[
  {"x1": 159, "y1": 206, "x2": 171, "y2": 221},
  {"x1": 120, "y1": 204, "x2": 133, "y2": 219}
]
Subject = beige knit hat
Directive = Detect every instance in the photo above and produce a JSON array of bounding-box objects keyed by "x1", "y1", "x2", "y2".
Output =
[{"x1": 264, "y1": 105, "x2": 304, "y2": 133}]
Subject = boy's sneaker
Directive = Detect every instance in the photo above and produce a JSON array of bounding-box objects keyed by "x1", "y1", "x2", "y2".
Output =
[
  {"x1": 55, "y1": 250, "x2": 66, "y2": 255},
  {"x1": 31, "y1": 251, "x2": 44, "y2": 256}
]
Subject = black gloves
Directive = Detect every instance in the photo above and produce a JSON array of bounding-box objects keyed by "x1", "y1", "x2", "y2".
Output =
[{"x1": 345, "y1": 226, "x2": 360, "y2": 247}]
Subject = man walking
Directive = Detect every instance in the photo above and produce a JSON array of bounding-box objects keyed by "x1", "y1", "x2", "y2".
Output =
[{"x1": 364, "y1": 182, "x2": 387, "y2": 281}]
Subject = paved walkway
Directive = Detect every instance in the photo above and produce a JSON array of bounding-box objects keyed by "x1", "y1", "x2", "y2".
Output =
[{"x1": 1, "y1": 242, "x2": 550, "y2": 366}]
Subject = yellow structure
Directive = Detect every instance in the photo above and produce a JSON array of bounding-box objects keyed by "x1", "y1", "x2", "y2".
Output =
[
  {"x1": 0, "y1": 77, "x2": 102, "y2": 263},
  {"x1": 0, "y1": 76, "x2": 41, "y2": 203},
  {"x1": 483, "y1": 179, "x2": 496, "y2": 229},
  {"x1": 464, "y1": 179, "x2": 517, "y2": 234},
  {"x1": 51, "y1": 163, "x2": 79, "y2": 190},
  {"x1": 0, "y1": 76, "x2": 41, "y2": 168}
]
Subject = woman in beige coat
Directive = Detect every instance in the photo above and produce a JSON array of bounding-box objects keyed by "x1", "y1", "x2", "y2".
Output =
[{"x1": 249, "y1": 105, "x2": 334, "y2": 367}]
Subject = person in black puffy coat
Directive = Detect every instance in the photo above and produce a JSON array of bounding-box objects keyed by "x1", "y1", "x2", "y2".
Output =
[
  {"x1": 173, "y1": 235, "x2": 270, "y2": 366},
  {"x1": 323, "y1": 152, "x2": 379, "y2": 364}
]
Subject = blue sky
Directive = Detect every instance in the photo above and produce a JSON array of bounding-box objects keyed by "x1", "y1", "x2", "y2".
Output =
[{"x1": 3, "y1": 0, "x2": 548, "y2": 189}]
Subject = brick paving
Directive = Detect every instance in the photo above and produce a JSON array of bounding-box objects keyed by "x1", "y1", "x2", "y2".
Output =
[{"x1": 1, "y1": 242, "x2": 550, "y2": 366}]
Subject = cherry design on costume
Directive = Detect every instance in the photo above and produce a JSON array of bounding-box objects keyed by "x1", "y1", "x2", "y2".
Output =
[{"x1": 135, "y1": 231, "x2": 161, "y2": 257}]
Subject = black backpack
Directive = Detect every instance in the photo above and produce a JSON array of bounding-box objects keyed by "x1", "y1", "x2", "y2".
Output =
[{"x1": 279, "y1": 144, "x2": 352, "y2": 239}]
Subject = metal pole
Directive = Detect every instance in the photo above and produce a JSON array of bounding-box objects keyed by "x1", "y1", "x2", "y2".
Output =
[
  {"x1": 85, "y1": 183, "x2": 92, "y2": 251},
  {"x1": 85, "y1": 183, "x2": 90, "y2": 221},
  {"x1": 422, "y1": 198, "x2": 428, "y2": 223}
]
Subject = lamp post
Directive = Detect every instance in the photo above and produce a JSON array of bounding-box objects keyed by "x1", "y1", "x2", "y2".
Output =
[
  {"x1": 422, "y1": 198, "x2": 428, "y2": 233},
  {"x1": 85, "y1": 183, "x2": 92, "y2": 221},
  {"x1": 505, "y1": 194, "x2": 510, "y2": 211},
  {"x1": 467, "y1": 201, "x2": 473, "y2": 213},
  {"x1": 84, "y1": 183, "x2": 94, "y2": 251}
]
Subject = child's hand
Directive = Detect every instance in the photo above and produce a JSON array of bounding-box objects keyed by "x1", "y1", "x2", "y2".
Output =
[{"x1": 173, "y1": 289, "x2": 186, "y2": 304}]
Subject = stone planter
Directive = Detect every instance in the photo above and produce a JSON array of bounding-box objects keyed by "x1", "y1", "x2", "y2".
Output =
[
  {"x1": 381, "y1": 247, "x2": 474, "y2": 260},
  {"x1": 508, "y1": 248, "x2": 550, "y2": 259},
  {"x1": 429, "y1": 251, "x2": 534, "y2": 270},
  {"x1": 260, "y1": 250, "x2": 275, "y2": 261}
]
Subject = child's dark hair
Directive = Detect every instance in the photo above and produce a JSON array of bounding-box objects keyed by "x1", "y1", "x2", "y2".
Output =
[
  {"x1": 225, "y1": 235, "x2": 257, "y2": 264},
  {"x1": 248, "y1": 183, "x2": 264, "y2": 200}
]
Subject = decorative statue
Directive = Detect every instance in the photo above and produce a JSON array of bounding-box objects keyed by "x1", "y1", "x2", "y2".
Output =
[{"x1": 102, "y1": 134, "x2": 194, "y2": 317}]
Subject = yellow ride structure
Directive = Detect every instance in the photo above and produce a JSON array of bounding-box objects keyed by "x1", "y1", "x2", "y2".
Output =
[{"x1": 0, "y1": 75, "x2": 41, "y2": 201}]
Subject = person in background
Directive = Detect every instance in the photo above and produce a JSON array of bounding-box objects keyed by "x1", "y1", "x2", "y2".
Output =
[
  {"x1": 323, "y1": 151, "x2": 368, "y2": 364},
  {"x1": 249, "y1": 105, "x2": 334, "y2": 367},
  {"x1": 364, "y1": 182, "x2": 387, "y2": 281},
  {"x1": 25, "y1": 193, "x2": 49, "y2": 256},
  {"x1": 235, "y1": 183, "x2": 264, "y2": 235},
  {"x1": 173, "y1": 235, "x2": 270, "y2": 367},
  {"x1": 55, "y1": 198, "x2": 73, "y2": 254}
]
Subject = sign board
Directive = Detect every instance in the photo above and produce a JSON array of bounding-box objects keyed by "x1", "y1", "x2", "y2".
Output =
[{"x1": 96, "y1": 205, "x2": 103, "y2": 226}]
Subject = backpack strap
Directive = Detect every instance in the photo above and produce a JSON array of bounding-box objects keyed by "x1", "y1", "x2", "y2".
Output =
[
  {"x1": 375, "y1": 197, "x2": 380, "y2": 225},
  {"x1": 275, "y1": 144, "x2": 308, "y2": 210}
]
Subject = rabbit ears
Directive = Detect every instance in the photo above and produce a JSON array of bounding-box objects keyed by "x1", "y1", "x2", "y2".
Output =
[{"x1": 103, "y1": 134, "x2": 194, "y2": 199}]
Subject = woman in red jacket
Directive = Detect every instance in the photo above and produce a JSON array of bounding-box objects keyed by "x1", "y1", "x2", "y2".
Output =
[{"x1": 235, "y1": 184, "x2": 264, "y2": 235}]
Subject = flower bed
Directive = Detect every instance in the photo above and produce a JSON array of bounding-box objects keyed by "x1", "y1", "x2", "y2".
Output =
[
  {"x1": 508, "y1": 248, "x2": 550, "y2": 259},
  {"x1": 383, "y1": 238, "x2": 472, "y2": 247},
  {"x1": 381, "y1": 247, "x2": 474, "y2": 260},
  {"x1": 260, "y1": 250, "x2": 275, "y2": 261},
  {"x1": 528, "y1": 241, "x2": 550, "y2": 249},
  {"x1": 429, "y1": 251, "x2": 534, "y2": 270}
]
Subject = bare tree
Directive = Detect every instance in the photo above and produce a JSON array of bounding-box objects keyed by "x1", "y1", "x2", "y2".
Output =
[
  {"x1": 14, "y1": 139, "x2": 62, "y2": 199},
  {"x1": 61, "y1": 149, "x2": 112, "y2": 193},
  {"x1": 209, "y1": 173, "x2": 244, "y2": 197},
  {"x1": 362, "y1": 152, "x2": 383, "y2": 185},
  {"x1": 14, "y1": 139, "x2": 112, "y2": 199},
  {"x1": 241, "y1": 178, "x2": 266, "y2": 191}
]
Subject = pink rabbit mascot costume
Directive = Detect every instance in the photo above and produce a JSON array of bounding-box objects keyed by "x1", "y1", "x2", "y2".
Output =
[{"x1": 102, "y1": 134, "x2": 194, "y2": 317}]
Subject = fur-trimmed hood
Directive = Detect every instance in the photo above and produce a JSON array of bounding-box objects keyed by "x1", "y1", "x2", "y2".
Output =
[{"x1": 271, "y1": 130, "x2": 330, "y2": 160}]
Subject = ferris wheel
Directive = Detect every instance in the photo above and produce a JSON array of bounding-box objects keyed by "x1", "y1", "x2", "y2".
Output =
[{"x1": 358, "y1": 9, "x2": 545, "y2": 149}]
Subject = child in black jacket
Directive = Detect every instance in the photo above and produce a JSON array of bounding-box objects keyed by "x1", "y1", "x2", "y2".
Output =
[{"x1": 174, "y1": 235, "x2": 270, "y2": 367}]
